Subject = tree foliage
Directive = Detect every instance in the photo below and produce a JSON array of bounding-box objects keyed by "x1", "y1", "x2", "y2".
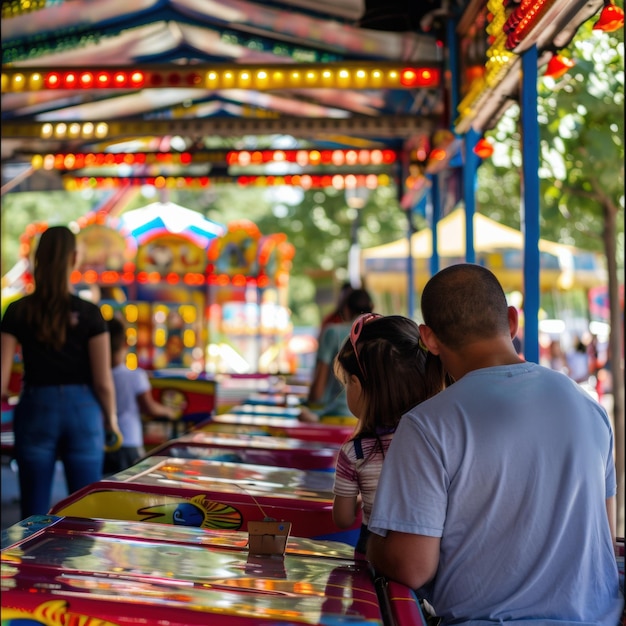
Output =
[
  {"x1": 175, "y1": 184, "x2": 409, "y2": 325},
  {"x1": 538, "y1": 26, "x2": 624, "y2": 253},
  {"x1": 478, "y1": 24, "x2": 624, "y2": 258},
  {"x1": 1, "y1": 190, "x2": 99, "y2": 276},
  {"x1": 477, "y1": 20, "x2": 624, "y2": 534}
]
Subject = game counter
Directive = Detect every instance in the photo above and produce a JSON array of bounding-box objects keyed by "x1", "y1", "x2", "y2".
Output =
[
  {"x1": 1, "y1": 514, "x2": 428, "y2": 625},
  {"x1": 197, "y1": 413, "x2": 355, "y2": 445},
  {"x1": 49, "y1": 456, "x2": 360, "y2": 545},
  {"x1": 243, "y1": 392, "x2": 305, "y2": 407},
  {"x1": 145, "y1": 430, "x2": 340, "y2": 471},
  {"x1": 230, "y1": 403, "x2": 303, "y2": 418}
]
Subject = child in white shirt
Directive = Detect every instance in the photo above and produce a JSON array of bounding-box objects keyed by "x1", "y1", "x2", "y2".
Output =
[{"x1": 104, "y1": 317, "x2": 176, "y2": 475}]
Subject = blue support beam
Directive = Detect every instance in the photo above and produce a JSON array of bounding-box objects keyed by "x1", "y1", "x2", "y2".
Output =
[
  {"x1": 399, "y1": 148, "x2": 416, "y2": 319},
  {"x1": 407, "y1": 213, "x2": 416, "y2": 318},
  {"x1": 463, "y1": 128, "x2": 480, "y2": 264},
  {"x1": 406, "y1": 192, "x2": 429, "y2": 318},
  {"x1": 429, "y1": 174, "x2": 441, "y2": 278},
  {"x1": 447, "y1": 18, "x2": 460, "y2": 119},
  {"x1": 521, "y1": 45, "x2": 541, "y2": 365}
]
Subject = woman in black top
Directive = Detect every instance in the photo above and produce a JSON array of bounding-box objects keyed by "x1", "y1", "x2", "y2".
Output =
[{"x1": 1, "y1": 226, "x2": 120, "y2": 518}]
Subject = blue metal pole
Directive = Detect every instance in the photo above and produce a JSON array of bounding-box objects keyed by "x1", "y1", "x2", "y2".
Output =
[
  {"x1": 447, "y1": 18, "x2": 460, "y2": 119},
  {"x1": 521, "y1": 45, "x2": 540, "y2": 365},
  {"x1": 407, "y1": 210, "x2": 415, "y2": 318},
  {"x1": 400, "y1": 149, "x2": 416, "y2": 319},
  {"x1": 429, "y1": 174, "x2": 440, "y2": 277},
  {"x1": 463, "y1": 128, "x2": 479, "y2": 264}
]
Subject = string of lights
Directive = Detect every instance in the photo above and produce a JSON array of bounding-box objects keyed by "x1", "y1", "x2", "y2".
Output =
[
  {"x1": 62, "y1": 173, "x2": 394, "y2": 191},
  {"x1": 28, "y1": 149, "x2": 399, "y2": 171},
  {"x1": 1, "y1": 64, "x2": 441, "y2": 93}
]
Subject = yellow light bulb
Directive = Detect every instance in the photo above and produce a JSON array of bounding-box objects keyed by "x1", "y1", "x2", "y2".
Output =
[
  {"x1": 206, "y1": 71, "x2": 219, "y2": 88},
  {"x1": 30, "y1": 72, "x2": 43, "y2": 90},
  {"x1": 12, "y1": 73, "x2": 24, "y2": 91}
]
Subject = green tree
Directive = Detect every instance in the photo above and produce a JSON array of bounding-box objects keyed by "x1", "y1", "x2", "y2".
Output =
[
  {"x1": 541, "y1": 25, "x2": 624, "y2": 534},
  {"x1": 478, "y1": 22, "x2": 624, "y2": 533},
  {"x1": 1, "y1": 190, "x2": 99, "y2": 276},
  {"x1": 176, "y1": 184, "x2": 409, "y2": 325}
]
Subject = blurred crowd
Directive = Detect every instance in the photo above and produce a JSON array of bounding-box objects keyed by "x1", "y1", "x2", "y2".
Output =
[{"x1": 541, "y1": 331, "x2": 612, "y2": 399}]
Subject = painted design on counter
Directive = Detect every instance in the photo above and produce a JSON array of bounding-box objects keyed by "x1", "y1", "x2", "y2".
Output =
[
  {"x1": 138, "y1": 494, "x2": 243, "y2": 529},
  {"x1": 1, "y1": 599, "x2": 119, "y2": 625}
]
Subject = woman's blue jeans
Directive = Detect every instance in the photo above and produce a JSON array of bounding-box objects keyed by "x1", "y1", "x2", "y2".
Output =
[{"x1": 13, "y1": 384, "x2": 105, "y2": 519}]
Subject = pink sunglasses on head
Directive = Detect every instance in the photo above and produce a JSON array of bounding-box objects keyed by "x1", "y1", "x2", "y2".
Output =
[{"x1": 350, "y1": 313, "x2": 383, "y2": 378}]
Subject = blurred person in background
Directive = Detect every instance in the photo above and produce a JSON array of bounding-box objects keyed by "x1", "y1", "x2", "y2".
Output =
[
  {"x1": 104, "y1": 316, "x2": 177, "y2": 475},
  {"x1": 566, "y1": 335, "x2": 590, "y2": 384},
  {"x1": 318, "y1": 282, "x2": 353, "y2": 340},
  {"x1": 300, "y1": 288, "x2": 374, "y2": 422}
]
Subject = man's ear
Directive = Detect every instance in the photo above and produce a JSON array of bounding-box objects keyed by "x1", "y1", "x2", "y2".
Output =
[
  {"x1": 507, "y1": 306, "x2": 519, "y2": 339},
  {"x1": 418, "y1": 324, "x2": 440, "y2": 355}
]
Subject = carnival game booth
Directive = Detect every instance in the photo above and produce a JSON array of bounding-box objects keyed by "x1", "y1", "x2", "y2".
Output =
[
  {"x1": 205, "y1": 219, "x2": 295, "y2": 376},
  {"x1": 49, "y1": 456, "x2": 360, "y2": 546},
  {"x1": 1, "y1": 515, "x2": 428, "y2": 626},
  {"x1": 141, "y1": 373, "x2": 219, "y2": 447},
  {"x1": 5, "y1": 205, "x2": 296, "y2": 448}
]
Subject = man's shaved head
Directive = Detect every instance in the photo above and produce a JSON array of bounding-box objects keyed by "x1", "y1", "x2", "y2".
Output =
[{"x1": 420, "y1": 263, "x2": 511, "y2": 349}]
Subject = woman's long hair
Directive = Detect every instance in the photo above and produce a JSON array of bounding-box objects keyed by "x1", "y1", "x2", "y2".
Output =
[
  {"x1": 334, "y1": 315, "x2": 446, "y2": 438},
  {"x1": 24, "y1": 226, "x2": 76, "y2": 351}
]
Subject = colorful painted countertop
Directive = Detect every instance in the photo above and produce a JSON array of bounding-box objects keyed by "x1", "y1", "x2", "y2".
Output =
[
  {"x1": 198, "y1": 414, "x2": 355, "y2": 445},
  {"x1": 1, "y1": 514, "x2": 428, "y2": 625},
  {"x1": 146, "y1": 430, "x2": 340, "y2": 471},
  {"x1": 49, "y1": 457, "x2": 359, "y2": 545},
  {"x1": 230, "y1": 404, "x2": 303, "y2": 418}
]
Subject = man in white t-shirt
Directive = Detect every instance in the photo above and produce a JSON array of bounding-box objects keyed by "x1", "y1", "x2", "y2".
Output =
[{"x1": 367, "y1": 263, "x2": 623, "y2": 625}]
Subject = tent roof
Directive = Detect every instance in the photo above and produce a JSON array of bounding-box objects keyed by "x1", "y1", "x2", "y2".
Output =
[
  {"x1": 362, "y1": 208, "x2": 607, "y2": 292},
  {"x1": 362, "y1": 208, "x2": 598, "y2": 258},
  {"x1": 363, "y1": 209, "x2": 529, "y2": 258}
]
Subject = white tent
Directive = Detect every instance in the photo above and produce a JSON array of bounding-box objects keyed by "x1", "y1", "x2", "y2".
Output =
[{"x1": 361, "y1": 208, "x2": 607, "y2": 295}]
